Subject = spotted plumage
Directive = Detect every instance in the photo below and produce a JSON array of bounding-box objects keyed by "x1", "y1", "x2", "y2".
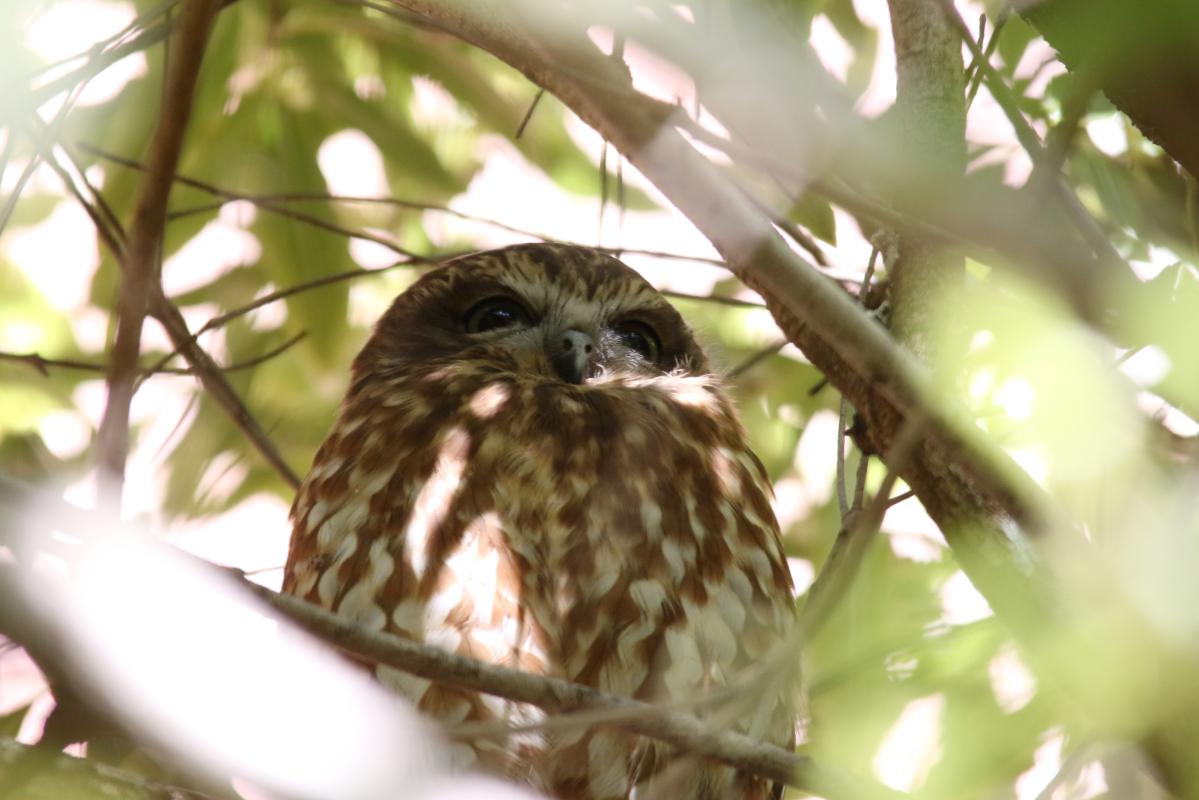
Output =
[{"x1": 283, "y1": 243, "x2": 797, "y2": 798}]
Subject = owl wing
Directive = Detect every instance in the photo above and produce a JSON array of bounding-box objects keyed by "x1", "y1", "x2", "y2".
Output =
[
  {"x1": 528, "y1": 375, "x2": 797, "y2": 800},
  {"x1": 282, "y1": 375, "x2": 555, "y2": 781}
]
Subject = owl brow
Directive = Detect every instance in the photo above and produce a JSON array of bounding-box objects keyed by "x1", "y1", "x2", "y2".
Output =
[{"x1": 452, "y1": 273, "x2": 526, "y2": 309}]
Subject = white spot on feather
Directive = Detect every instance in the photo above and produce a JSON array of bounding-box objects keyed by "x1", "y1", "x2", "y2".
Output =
[
  {"x1": 335, "y1": 587, "x2": 386, "y2": 630},
  {"x1": 662, "y1": 626, "x2": 704, "y2": 694},
  {"x1": 640, "y1": 501, "x2": 663, "y2": 541},
  {"x1": 713, "y1": 582, "x2": 748, "y2": 633},
  {"x1": 315, "y1": 501, "x2": 368, "y2": 550},
  {"x1": 468, "y1": 383, "x2": 511, "y2": 419},
  {"x1": 404, "y1": 426, "x2": 470, "y2": 578},
  {"x1": 629, "y1": 579, "x2": 667, "y2": 612},
  {"x1": 316, "y1": 532, "x2": 358, "y2": 606},
  {"x1": 711, "y1": 447, "x2": 741, "y2": 498},
  {"x1": 661, "y1": 538, "x2": 686, "y2": 583},
  {"x1": 444, "y1": 514, "x2": 503, "y2": 626},
  {"x1": 392, "y1": 600, "x2": 423, "y2": 635}
]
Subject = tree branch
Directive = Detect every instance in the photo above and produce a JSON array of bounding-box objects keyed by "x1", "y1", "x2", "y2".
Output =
[
  {"x1": 0, "y1": 474, "x2": 905, "y2": 800},
  {"x1": 373, "y1": 0, "x2": 1056, "y2": 631},
  {"x1": 249, "y1": 583, "x2": 906, "y2": 799},
  {"x1": 94, "y1": 0, "x2": 224, "y2": 509},
  {"x1": 147, "y1": 291, "x2": 302, "y2": 489}
]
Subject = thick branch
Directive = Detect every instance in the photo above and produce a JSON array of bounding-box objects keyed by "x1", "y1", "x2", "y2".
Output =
[
  {"x1": 886, "y1": 0, "x2": 965, "y2": 358},
  {"x1": 376, "y1": 0, "x2": 1054, "y2": 630},
  {"x1": 94, "y1": 0, "x2": 223, "y2": 507}
]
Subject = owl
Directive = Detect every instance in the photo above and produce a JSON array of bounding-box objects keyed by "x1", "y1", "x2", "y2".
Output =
[{"x1": 282, "y1": 243, "x2": 797, "y2": 799}]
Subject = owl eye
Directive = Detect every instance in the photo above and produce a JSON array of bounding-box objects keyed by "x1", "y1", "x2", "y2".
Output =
[
  {"x1": 612, "y1": 320, "x2": 660, "y2": 363},
  {"x1": 465, "y1": 297, "x2": 533, "y2": 333}
]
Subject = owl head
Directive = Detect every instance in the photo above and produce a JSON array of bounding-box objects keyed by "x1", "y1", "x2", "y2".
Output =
[{"x1": 353, "y1": 243, "x2": 709, "y2": 388}]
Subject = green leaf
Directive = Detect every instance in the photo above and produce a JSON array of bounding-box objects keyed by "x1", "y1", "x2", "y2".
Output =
[{"x1": 788, "y1": 191, "x2": 837, "y2": 244}]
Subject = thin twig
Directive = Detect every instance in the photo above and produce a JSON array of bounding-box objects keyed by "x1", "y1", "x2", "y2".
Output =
[
  {"x1": 96, "y1": 147, "x2": 739, "y2": 271},
  {"x1": 0, "y1": 155, "x2": 42, "y2": 239},
  {"x1": 598, "y1": 138, "x2": 609, "y2": 244},
  {"x1": 836, "y1": 401, "x2": 851, "y2": 519},
  {"x1": 246, "y1": 583, "x2": 905, "y2": 799},
  {"x1": 661, "y1": 289, "x2": 764, "y2": 309},
  {"x1": 80, "y1": 145, "x2": 423, "y2": 259},
  {"x1": 28, "y1": 16, "x2": 175, "y2": 107},
  {"x1": 24, "y1": 128, "x2": 126, "y2": 258},
  {"x1": 0, "y1": 331, "x2": 306, "y2": 378},
  {"x1": 835, "y1": 246, "x2": 880, "y2": 519},
  {"x1": 148, "y1": 291, "x2": 302, "y2": 489},
  {"x1": 934, "y1": 0, "x2": 1123, "y2": 269},
  {"x1": 728, "y1": 339, "x2": 788, "y2": 379},
  {"x1": 798, "y1": 414, "x2": 927, "y2": 642},
  {"x1": 515, "y1": 87, "x2": 545, "y2": 138}
]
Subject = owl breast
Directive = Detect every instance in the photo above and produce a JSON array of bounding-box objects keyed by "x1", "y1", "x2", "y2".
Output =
[{"x1": 283, "y1": 361, "x2": 795, "y2": 799}]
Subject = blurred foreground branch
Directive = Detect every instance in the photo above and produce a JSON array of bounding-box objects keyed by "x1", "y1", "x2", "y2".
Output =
[{"x1": 0, "y1": 474, "x2": 904, "y2": 800}]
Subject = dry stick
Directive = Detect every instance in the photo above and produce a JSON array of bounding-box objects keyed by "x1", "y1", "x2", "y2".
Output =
[
  {"x1": 95, "y1": 0, "x2": 225, "y2": 510},
  {"x1": 963, "y1": 11, "x2": 1000, "y2": 108}
]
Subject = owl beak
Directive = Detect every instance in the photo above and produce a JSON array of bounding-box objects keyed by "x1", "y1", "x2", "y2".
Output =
[{"x1": 550, "y1": 329, "x2": 595, "y2": 384}]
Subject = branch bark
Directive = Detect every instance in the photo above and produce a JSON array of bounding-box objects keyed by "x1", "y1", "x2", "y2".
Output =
[
  {"x1": 94, "y1": 0, "x2": 224, "y2": 509},
  {"x1": 886, "y1": 0, "x2": 966, "y2": 359}
]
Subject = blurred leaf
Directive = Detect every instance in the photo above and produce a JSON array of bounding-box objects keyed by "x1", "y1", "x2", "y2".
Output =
[
  {"x1": 787, "y1": 191, "x2": 836, "y2": 244},
  {"x1": 0, "y1": 702, "x2": 33, "y2": 739}
]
